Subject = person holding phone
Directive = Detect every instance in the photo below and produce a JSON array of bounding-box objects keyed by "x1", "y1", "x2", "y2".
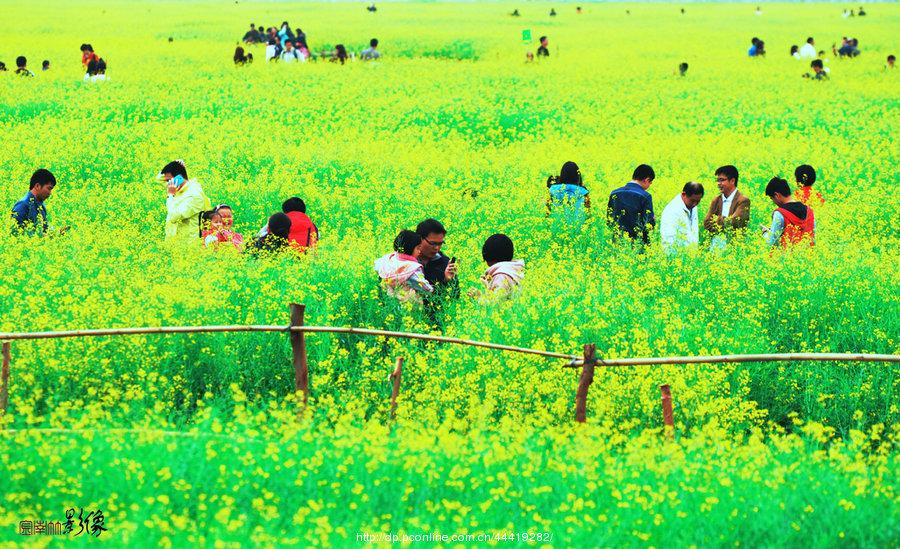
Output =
[{"x1": 158, "y1": 160, "x2": 210, "y2": 245}]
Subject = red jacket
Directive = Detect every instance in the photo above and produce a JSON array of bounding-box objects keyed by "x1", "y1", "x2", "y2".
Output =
[
  {"x1": 795, "y1": 186, "x2": 824, "y2": 206},
  {"x1": 285, "y1": 211, "x2": 318, "y2": 249},
  {"x1": 777, "y1": 206, "x2": 815, "y2": 247}
]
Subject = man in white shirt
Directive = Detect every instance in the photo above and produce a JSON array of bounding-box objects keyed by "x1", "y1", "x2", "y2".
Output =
[
  {"x1": 703, "y1": 165, "x2": 751, "y2": 251},
  {"x1": 660, "y1": 182, "x2": 704, "y2": 255},
  {"x1": 799, "y1": 37, "x2": 817, "y2": 58},
  {"x1": 281, "y1": 41, "x2": 300, "y2": 62},
  {"x1": 361, "y1": 38, "x2": 381, "y2": 60}
]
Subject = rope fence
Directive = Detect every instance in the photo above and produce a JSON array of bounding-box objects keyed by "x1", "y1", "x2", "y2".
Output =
[{"x1": 1, "y1": 303, "x2": 898, "y2": 430}]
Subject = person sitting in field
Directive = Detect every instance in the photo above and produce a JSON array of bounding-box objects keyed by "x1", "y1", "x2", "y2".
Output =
[
  {"x1": 761, "y1": 177, "x2": 815, "y2": 248},
  {"x1": 15, "y1": 56, "x2": 34, "y2": 77},
  {"x1": 546, "y1": 161, "x2": 590, "y2": 224},
  {"x1": 361, "y1": 38, "x2": 381, "y2": 60},
  {"x1": 374, "y1": 230, "x2": 434, "y2": 304},
  {"x1": 158, "y1": 160, "x2": 211, "y2": 245},
  {"x1": 202, "y1": 205, "x2": 244, "y2": 251},
  {"x1": 678, "y1": 62, "x2": 689, "y2": 76},
  {"x1": 748, "y1": 38, "x2": 761, "y2": 57},
  {"x1": 837, "y1": 38, "x2": 860, "y2": 58},
  {"x1": 858, "y1": 6, "x2": 866, "y2": 16},
  {"x1": 84, "y1": 58, "x2": 108, "y2": 81},
  {"x1": 886, "y1": 55, "x2": 896, "y2": 70},
  {"x1": 234, "y1": 47, "x2": 253, "y2": 65},
  {"x1": 470, "y1": 234, "x2": 525, "y2": 301},
  {"x1": 332, "y1": 44, "x2": 349, "y2": 64},
  {"x1": 803, "y1": 59, "x2": 829, "y2": 80},
  {"x1": 10, "y1": 168, "x2": 59, "y2": 236},
  {"x1": 794, "y1": 165, "x2": 824, "y2": 206},
  {"x1": 249, "y1": 212, "x2": 292, "y2": 255},
  {"x1": 42, "y1": 60, "x2": 50, "y2": 71},
  {"x1": 549, "y1": 8, "x2": 556, "y2": 17},
  {"x1": 281, "y1": 197, "x2": 319, "y2": 251},
  {"x1": 537, "y1": 36, "x2": 549, "y2": 57},
  {"x1": 0, "y1": 62, "x2": 7, "y2": 71},
  {"x1": 790, "y1": 45, "x2": 800, "y2": 59},
  {"x1": 511, "y1": 9, "x2": 520, "y2": 17},
  {"x1": 280, "y1": 40, "x2": 302, "y2": 62},
  {"x1": 367, "y1": 3, "x2": 377, "y2": 12}
]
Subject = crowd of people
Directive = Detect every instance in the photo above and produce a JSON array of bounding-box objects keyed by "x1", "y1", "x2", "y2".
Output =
[
  {"x1": 236, "y1": 21, "x2": 380, "y2": 64},
  {"x1": 747, "y1": 33, "x2": 895, "y2": 80},
  {"x1": 10, "y1": 157, "x2": 826, "y2": 312}
]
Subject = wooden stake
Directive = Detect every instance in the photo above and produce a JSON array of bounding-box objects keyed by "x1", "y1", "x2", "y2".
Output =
[
  {"x1": 660, "y1": 384, "x2": 674, "y2": 439},
  {"x1": 575, "y1": 344, "x2": 596, "y2": 423},
  {"x1": 289, "y1": 304, "x2": 309, "y2": 405},
  {"x1": 389, "y1": 357, "x2": 403, "y2": 420},
  {"x1": 0, "y1": 342, "x2": 10, "y2": 415}
]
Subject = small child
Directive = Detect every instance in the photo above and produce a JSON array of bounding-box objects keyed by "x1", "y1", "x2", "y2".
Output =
[
  {"x1": 471, "y1": 234, "x2": 525, "y2": 301},
  {"x1": 546, "y1": 161, "x2": 590, "y2": 224},
  {"x1": 793, "y1": 165, "x2": 824, "y2": 206},
  {"x1": 202, "y1": 210, "x2": 244, "y2": 250},
  {"x1": 374, "y1": 230, "x2": 433, "y2": 304}
]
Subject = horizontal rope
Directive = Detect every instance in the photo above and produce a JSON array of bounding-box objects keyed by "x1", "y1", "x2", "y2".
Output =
[{"x1": 1, "y1": 326, "x2": 897, "y2": 367}]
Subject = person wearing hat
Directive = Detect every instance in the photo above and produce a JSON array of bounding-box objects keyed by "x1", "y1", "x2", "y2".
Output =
[
  {"x1": 158, "y1": 160, "x2": 210, "y2": 245},
  {"x1": 546, "y1": 161, "x2": 590, "y2": 224}
]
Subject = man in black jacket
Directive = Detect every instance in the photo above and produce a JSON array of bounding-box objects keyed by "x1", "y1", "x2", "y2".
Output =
[{"x1": 416, "y1": 218, "x2": 458, "y2": 292}]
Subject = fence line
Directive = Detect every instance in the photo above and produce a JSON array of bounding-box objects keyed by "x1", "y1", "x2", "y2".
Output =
[{"x1": 1, "y1": 303, "x2": 898, "y2": 428}]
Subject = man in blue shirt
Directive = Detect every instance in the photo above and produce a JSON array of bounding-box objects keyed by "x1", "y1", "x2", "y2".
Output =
[
  {"x1": 11, "y1": 168, "x2": 56, "y2": 235},
  {"x1": 607, "y1": 164, "x2": 656, "y2": 246}
]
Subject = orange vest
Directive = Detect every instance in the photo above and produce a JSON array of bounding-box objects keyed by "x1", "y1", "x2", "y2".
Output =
[
  {"x1": 777, "y1": 207, "x2": 815, "y2": 247},
  {"x1": 285, "y1": 211, "x2": 318, "y2": 249}
]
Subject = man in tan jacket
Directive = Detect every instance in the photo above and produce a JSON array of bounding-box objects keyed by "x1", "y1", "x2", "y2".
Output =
[{"x1": 704, "y1": 165, "x2": 750, "y2": 250}]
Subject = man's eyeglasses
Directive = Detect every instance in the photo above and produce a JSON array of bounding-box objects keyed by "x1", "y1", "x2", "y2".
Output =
[
  {"x1": 716, "y1": 177, "x2": 729, "y2": 183},
  {"x1": 424, "y1": 238, "x2": 445, "y2": 247}
]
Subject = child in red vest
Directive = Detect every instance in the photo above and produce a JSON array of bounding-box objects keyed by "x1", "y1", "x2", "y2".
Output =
[
  {"x1": 281, "y1": 197, "x2": 318, "y2": 251},
  {"x1": 762, "y1": 177, "x2": 815, "y2": 247},
  {"x1": 794, "y1": 165, "x2": 824, "y2": 206}
]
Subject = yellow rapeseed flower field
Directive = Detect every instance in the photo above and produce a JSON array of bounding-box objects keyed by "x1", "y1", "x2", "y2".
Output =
[{"x1": 0, "y1": 1, "x2": 898, "y2": 545}]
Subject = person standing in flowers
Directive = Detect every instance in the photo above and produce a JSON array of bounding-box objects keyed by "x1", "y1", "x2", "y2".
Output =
[
  {"x1": 546, "y1": 161, "x2": 590, "y2": 224},
  {"x1": 469, "y1": 234, "x2": 525, "y2": 302},
  {"x1": 659, "y1": 182, "x2": 704, "y2": 255},
  {"x1": 606, "y1": 164, "x2": 656, "y2": 247},
  {"x1": 158, "y1": 160, "x2": 211, "y2": 245},
  {"x1": 761, "y1": 177, "x2": 815, "y2": 248},
  {"x1": 793, "y1": 165, "x2": 823, "y2": 206},
  {"x1": 10, "y1": 169, "x2": 57, "y2": 236},
  {"x1": 703, "y1": 165, "x2": 750, "y2": 251},
  {"x1": 374, "y1": 230, "x2": 433, "y2": 304}
]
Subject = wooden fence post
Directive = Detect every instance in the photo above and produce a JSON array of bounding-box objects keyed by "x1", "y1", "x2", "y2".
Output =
[
  {"x1": 289, "y1": 304, "x2": 309, "y2": 406},
  {"x1": 0, "y1": 342, "x2": 9, "y2": 415},
  {"x1": 660, "y1": 384, "x2": 674, "y2": 439},
  {"x1": 575, "y1": 344, "x2": 596, "y2": 423},
  {"x1": 389, "y1": 357, "x2": 403, "y2": 420}
]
